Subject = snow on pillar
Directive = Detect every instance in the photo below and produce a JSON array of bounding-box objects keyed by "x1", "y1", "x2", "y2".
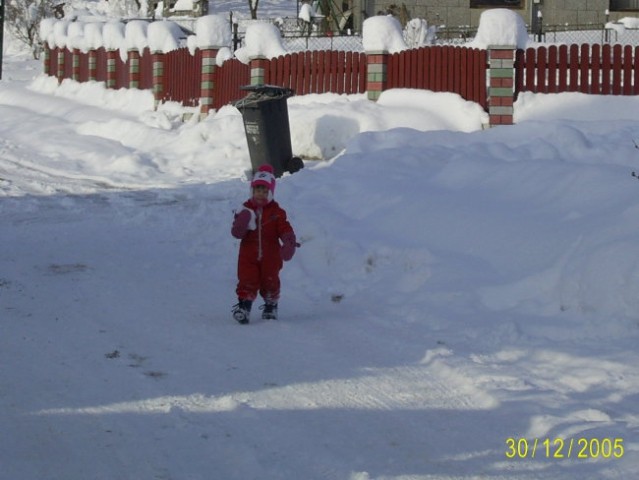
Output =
[
  {"x1": 488, "y1": 45, "x2": 515, "y2": 126},
  {"x1": 366, "y1": 51, "x2": 388, "y2": 101},
  {"x1": 199, "y1": 47, "x2": 219, "y2": 116}
]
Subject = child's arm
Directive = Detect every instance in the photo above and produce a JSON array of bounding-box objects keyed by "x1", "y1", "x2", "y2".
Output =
[{"x1": 231, "y1": 207, "x2": 256, "y2": 239}]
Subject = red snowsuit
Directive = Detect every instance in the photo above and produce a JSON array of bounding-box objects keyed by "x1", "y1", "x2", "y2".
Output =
[{"x1": 233, "y1": 199, "x2": 295, "y2": 302}]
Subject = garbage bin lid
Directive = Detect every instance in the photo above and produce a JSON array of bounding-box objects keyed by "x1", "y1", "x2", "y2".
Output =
[
  {"x1": 239, "y1": 84, "x2": 294, "y2": 97},
  {"x1": 234, "y1": 84, "x2": 295, "y2": 109}
]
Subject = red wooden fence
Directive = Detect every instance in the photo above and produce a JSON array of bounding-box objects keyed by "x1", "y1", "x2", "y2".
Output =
[
  {"x1": 163, "y1": 49, "x2": 202, "y2": 106},
  {"x1": 515, "y1": 44, "x2": 639, "y2": 96},
  {"x1": 263, "y1": 51, "x2": 367, "y2": 95},
  {"x1": 95, "y1": 48, "x2": 108, "y2": 83},
  {"x1": 386, "y1": 46, "x2": 488, "y2": 109},
  {"x1": 214, "y1": 58, "x2": 251, "y2": 110},
  {"x1": 46, "y1": 42, "x2": 639, "y2": 118}
]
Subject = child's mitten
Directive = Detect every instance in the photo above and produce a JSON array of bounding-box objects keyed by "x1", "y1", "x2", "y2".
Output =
[
  {"x1": 231, "y1": 208, "x2": 256, "y2": 239},
  {"x1": 280, "y1": 232, "x2": 297, "y2": 261}
]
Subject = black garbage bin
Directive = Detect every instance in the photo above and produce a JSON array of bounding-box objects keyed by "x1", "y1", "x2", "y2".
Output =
[{"x1": 234, "y1": 84, "x2": 304, "y2": 178}]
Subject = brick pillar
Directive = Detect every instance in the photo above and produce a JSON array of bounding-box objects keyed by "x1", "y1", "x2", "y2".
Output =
[
  {"x1": 366, "y1": 51, "x2": 388, "y2": 101},
  {"x1": 88, "y1": 50, "x2": 97, "y2": 82},
  {"x1": 199, "y1": 47, "x2": 219, "y2": 117},
  {"x1": 128, "y1": 49, "x2": 140, "y2": 89},
  {"x1": 249, "y1": 56, "x2": 267, "y2": 85},
  {"x1": 488, "y1": 45, "x2": 516, "y2": 127},
  {"x1": 106, "y1": 49, "x2": 117, "y2": 89},
  {"x1": 152, "y1": 52, "x2": 165, "y2": 108},
  {"x1": 72, "y1": 48, "x2": 81, "y2": 82},
  {"x1": 56, "y1": 48, "x2": 65, "y2": 83},
  {"x1": 44, "y1": 44, "x2": 52, "y2": 76}
]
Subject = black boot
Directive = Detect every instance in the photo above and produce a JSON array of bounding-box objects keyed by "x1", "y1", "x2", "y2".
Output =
[
  {"x1": 232, "y1": 299, "x2": 252, "y2": 324},
  {"x1": 260, "y1": 302, "x2": 278, "y2": 320}
]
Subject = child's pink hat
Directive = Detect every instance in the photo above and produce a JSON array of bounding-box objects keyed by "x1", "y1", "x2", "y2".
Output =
[{"x1": 251, "y1": 164, "x2": 276, "y2": 195}]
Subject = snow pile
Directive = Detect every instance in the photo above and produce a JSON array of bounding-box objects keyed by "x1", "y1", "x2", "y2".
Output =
[
  {"x1": 124, "y1": 20, "x2": 150, "y2": 52},
  {"x1": 172, "y1": 0, "x2": 195, "y2": 11},
  {"x1": 147, "y1": 20, "x2": 184, "y2": 53},
  {"x1": 298, "y1": 2, "x2": 317, "y2": 22},
  {"x1": 187, "y1": 14, "x2": 232, "y2": 50},
  {"x1": 619, "y1": 16, "x2": 639, "y2": 28},
  {"x1": 362, "y1": 15, "x2": 407, "y2": 53},
  {"x1": 403, "y1": 18, "x2": 436, "y2": 47},
  {"x1": 84, "y1": 22, "x2": 105, "y2": 50},
  {"x1": 234, "y1": 21, "x2": 288, "y2": 63},
  {"x1": 470, "y1": 8, "x2": 529, "y2": 49},
  {"x1": 41, "y1": 14, "x2": 236, "y2": 58}
]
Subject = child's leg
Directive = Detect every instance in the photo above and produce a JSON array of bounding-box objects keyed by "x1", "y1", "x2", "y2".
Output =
[
  {"x1": 259, "y1": 255, "x2": 283, "y2": 303},
  {"x1": 236, "y1": 254, "x2": 260, "y2": 301}
]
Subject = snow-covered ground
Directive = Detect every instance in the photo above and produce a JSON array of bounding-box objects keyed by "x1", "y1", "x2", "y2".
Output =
[{"x1": 3, "y1": 5, "x2": 639, "y2": 479}]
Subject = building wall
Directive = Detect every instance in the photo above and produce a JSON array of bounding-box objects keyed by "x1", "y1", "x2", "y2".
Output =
[{"x1": 352, "y1": 0, "x2": 633, "y2": 34}]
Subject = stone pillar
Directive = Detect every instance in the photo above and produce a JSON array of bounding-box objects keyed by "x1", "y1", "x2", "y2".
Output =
[
  {"x1": 488, "y1": 45, "x2": 516, "y2": 127},
  {"x1": 152, "y1": 51, "x2": 165, "y2": 108},
  {"x1": 106, "y1": 49, "x2": 118, "y2": 89},
  {"x1": 366, "y1": 51, "x2": 388, "y2": 101},
  {"x1": 249, "y1": 56, "x2": 268, "y2": 85},
  {"x1": 72, "y1": 48, "x2": 81, "y2": 82},
  {"x1": 56, "y1": 48, "x2": 65, "y2": 83},
  {"x1": 128, "y1": 49, "x2": 140, "y2": 89},
  {"x1": 199, "y1": 47, "x2": 219, "y2": 117},
  {"x1": 44, "y1": 44, "x2": 52, "y2": 77},
  {"x1": 88, "y1": 50, "x2": 97, "y2": 82}
]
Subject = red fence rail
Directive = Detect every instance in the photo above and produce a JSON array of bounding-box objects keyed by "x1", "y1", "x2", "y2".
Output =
[
  {"x1": 386, "y1": 46, "x2": 488, "y2": 109},
  {"x1": 515, "y1": 44, "x2": 639, "y2": 96}
]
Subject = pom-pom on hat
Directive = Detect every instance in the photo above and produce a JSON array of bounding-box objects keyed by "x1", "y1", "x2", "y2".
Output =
[{"x1": 251, "y1": 164, "x2": 276, "y2": 202}]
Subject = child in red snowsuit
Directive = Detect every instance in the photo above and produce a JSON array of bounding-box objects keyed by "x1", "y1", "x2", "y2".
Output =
[{"x1": 231, "y1": 165, "x2": 297, "y2": 324}]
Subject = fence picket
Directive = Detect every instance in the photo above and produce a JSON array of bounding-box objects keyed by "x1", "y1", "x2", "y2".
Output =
[
  {"x1": 568, "y1": 45, "x2": 579, "y2": 92},
  {"x1": 538, "y1": 47, "x2": 548, "y2": 92},
  {"x1": 591, "y1": 44, "x2": 601, "y2": 93},
  {"x1": 623, "y1": 45, "x2": 633, "y2": 95},
  {"x1": 613, "y1": 45, "x2": 623, "y2": 95},
  {"x1": 547, "y1": 46, "x2": 557, "y2": 93},
  {"x1": 579, "y1": 44, "x2": 589, "y2": 93}
]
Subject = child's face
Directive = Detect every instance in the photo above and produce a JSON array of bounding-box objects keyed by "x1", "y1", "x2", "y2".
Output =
[{"x1": 252, "y1": 185, "x2": 269, "y2": 202}]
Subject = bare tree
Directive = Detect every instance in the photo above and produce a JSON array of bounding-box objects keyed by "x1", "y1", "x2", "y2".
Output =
[
  {"x1": 248, "y1": 0, "x2": 259, "y2": 19},
  {"x1": 5, "y1": 0, "x2": 56, "y2": 59}
]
